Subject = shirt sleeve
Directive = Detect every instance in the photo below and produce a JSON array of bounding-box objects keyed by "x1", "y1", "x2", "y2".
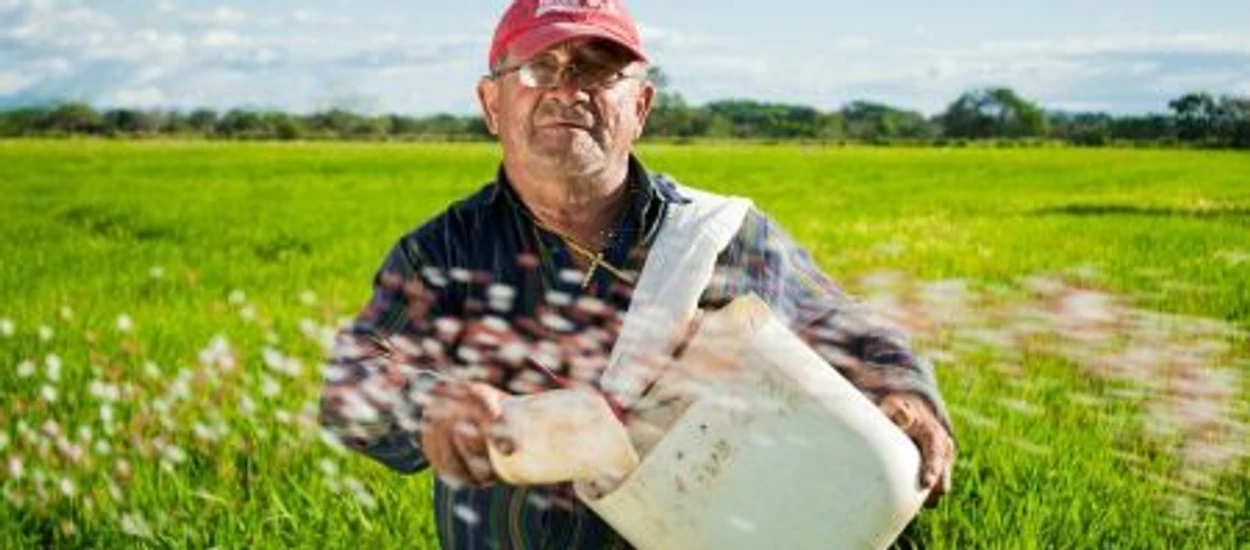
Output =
[
  {"x1": 704, "y1": 208, "x2": 955, "y2": 438},
  {"x1": 319, "y1": 237, "x2": 447, "y2": 474}
]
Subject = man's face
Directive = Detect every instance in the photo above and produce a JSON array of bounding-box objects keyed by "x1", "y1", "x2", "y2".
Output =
[{"x1": 477, "y1": 38, "x2": 655, "y2": 179}]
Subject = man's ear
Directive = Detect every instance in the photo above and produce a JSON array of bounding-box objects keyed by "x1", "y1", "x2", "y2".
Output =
[
  {"x1": 476, "y1": 77, "x2": 501, "y2": 136},
  {"x1": 632, "y1": 78, "x2": 656, "y2": 140}
]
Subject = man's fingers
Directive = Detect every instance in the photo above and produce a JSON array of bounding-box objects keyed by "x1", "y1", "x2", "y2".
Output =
[
  {"x1": 451, "y1": 420, "x2": 495, "y2": 486},
  {"x1": 914, "y1": 424, "x2": 955, "y2": 506},
  {"x1": 880, "y1": 394, "x2": 919, "y2": 431},
  {"x1": 425, "y1": 426, "x2": 471, "y2": 486}
]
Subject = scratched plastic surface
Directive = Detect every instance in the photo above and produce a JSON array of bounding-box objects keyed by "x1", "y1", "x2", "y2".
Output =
[{"x1": 576, "y1": 295, "x2": 929, "y2": 550}]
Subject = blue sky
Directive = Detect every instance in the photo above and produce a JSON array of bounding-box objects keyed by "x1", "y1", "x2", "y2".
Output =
[{"x1": 2, "y1": 0, "x2": 1249, "y2": 115}]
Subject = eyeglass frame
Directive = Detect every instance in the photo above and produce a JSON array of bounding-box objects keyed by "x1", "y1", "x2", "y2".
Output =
[{"x1": 487, "y1": 51, "x2": 648, "y2": 91}]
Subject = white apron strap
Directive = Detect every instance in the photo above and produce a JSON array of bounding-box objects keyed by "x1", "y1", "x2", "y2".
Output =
[{"x1": 601, "y1": 184, "x2": 752, "y2": 405}]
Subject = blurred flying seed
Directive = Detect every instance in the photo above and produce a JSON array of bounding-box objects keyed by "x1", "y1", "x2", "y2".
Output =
[
  {"x1": 558, "y1": 269, "x2": 583, "y2": 286},
  {"x1": 454, "y1": 504, "x2": 481, "y2": 526}
]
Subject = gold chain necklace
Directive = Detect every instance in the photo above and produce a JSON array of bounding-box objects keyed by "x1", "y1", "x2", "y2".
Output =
[{"x1": 532, "y1": 219, "x2": 636, "y2": 289}]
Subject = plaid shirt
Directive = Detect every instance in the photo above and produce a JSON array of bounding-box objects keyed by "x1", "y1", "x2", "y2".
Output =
[{"x1": 320, "y1": 155, "x2": 952, "y2": 550}]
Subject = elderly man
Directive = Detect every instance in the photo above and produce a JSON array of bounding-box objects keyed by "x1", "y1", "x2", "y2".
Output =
[{"x1": 321, "y1": 0, "x2": 954, "y2": 548}]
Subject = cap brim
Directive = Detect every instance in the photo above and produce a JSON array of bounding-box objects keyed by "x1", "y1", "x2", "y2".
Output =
[{"x1": 504, "y1": 21, "x2": 648, "y2": 65}]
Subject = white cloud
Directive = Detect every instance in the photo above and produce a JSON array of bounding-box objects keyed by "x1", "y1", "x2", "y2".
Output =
[
  {"x1": 290, "y1": 8, "x2": 351, "y2": 26},
  {"x1": 0, "y1": 70, "x2": 37, "y2": 94},
  {"x1": 3, "y1": 2, "x2": 1246, "y2": 117},
  {"x1": 182, "y1": 6, "x2": 246, "y2": 27},
  {"x1": 200, "y1": 29, "x2": 248, "y2": 49},
  {"x1": 660, "y1": 31, "x2": 1250, "y2": 114},
  {"x1": 112, "y1": 86, "x2": 166, "y2": 106}
]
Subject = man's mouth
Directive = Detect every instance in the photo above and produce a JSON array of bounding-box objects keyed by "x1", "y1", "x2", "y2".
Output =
[{"x1": 543, "y1": 121, "x2": 592, "y2": 131}]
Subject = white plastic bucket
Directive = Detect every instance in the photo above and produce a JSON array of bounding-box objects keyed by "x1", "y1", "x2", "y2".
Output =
[{"x1": 574, "y1": 295, "x2": 930, "y2": 550}]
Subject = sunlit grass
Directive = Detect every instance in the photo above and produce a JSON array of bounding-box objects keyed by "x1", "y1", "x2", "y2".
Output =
[{"x1": 1, "y1": 140, "x2": 1247, "y2": 548}]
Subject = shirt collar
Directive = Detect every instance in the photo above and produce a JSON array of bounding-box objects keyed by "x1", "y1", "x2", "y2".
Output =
[{"x1": 488, "y1": 154, "x2": 690, "y2": 209}]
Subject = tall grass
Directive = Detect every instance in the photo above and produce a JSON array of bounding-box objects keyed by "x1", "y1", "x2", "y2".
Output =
[{"x1": 1, "y1": 140, "x2": 1247, "y2": 548}]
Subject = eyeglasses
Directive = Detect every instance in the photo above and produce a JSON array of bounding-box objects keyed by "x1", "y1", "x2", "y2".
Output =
[{"x1": 489, "y1": 51, "x2": 644, "y2": 91}]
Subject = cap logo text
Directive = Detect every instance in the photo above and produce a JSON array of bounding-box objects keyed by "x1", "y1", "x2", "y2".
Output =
[{"x1": 535, "y1": 0, "x2": 612, "y2": 17}]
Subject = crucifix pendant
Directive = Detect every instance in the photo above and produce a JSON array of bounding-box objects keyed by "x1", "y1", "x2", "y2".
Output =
[{"x1": 580, "y1": 253, "x2": 603, "y2": 289}]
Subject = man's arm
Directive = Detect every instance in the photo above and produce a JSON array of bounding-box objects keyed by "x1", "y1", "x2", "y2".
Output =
[
  {"x1": 319, "y1": 239, "x2": 442, "y2": 474},
  {"x1": 319, "y1": 238, "x2": 518, "y2": 486}
]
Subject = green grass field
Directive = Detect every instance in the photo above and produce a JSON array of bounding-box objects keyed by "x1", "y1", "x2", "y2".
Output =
[{"x1": 1, "y1": 140, "x2": 1248, "y2": 548}]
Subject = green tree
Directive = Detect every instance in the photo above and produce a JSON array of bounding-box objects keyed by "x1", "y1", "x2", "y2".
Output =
[
  {"x1": 40, "y1": 103, "x2": 102, "y2": 134},
  {"x1": 1169, "y1": 92, "x2": 1218, "y2": 142},
  {"x1": 841, "y1": 101, "x2": 934, "y2": 141},
  {"x1": 187, "y1": 109, "x2": 219, "y2": 136},
  {"x1": 940, "y1": 88, "x2": 1047, "y2": 139}
]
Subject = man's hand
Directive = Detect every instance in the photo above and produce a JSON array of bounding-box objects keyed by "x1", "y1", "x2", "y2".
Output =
[
  {"x1": 878, "y1": 392, "x2": 954, "y2": 506},
  {"x1": 421, "y1": 380, "x2": 513, "y2": 488}
]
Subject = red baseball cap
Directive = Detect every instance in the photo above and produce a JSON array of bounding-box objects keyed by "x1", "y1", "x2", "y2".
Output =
[{"x1": 488, "y1": 0, "x2": 648, "y2": 69}]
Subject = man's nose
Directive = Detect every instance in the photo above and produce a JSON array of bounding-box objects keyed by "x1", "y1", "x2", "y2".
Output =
[{"x1": 544, "y1": 76, "x2": 592, "y2": 104}]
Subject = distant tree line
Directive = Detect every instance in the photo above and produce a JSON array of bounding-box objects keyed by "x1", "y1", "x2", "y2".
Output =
[
  {"x1": 1, "y1": 70, "x2": 1247, "y2": 148},
  {"x1": 0, "y1": 105, "x2": 489, "y2": 141}
]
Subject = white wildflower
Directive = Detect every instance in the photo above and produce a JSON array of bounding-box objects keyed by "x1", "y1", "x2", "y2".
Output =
[
  {"x1": 17, "y1": 360, "x2": 35, "y2": 378},
  {"x1": 197, "y1": 335, "x2": 235, "y2": 371},
  {"x1": 0, "y1": 318, "x2": 13, "y2": 337},
  {"x1": 318, "y1": 429, "x2": 347, "y2": 454},
  {"x1": 89, "y1": 380, "x2": 120, "y2": 402},
  {"x1": 344, "y1": 476, "x2": 377, "y2": 510},
  {"x1": 317, "y1": 459, "x2": 340, "y2": 478},
  {"x1": 192, "y1": 423, "x2": 216, "y2": 442},
  {"x1": 240, "y1": 305, "x2": 256, "y2": 322},
  {"x1": 228, "y1": 289, "x2": 246, "y2": 305},
  {"x1": 40, "y1": 385, "x2": 57, "y2": 403},
  {"x1": 148, "y1": 266, "x2": 165, "y2": 279},
  {"x1": 143, "y1": 361, "x2": 162, "y2": 379},
  {"x1": 260, "y1": 375, "x2": 281, "y2": 398},
  {"x1": 59, "y1": 306, "x2": 73, "y2": 320},
  {"x1": 120, "y1": 512, "x2": 152, "y2": 538},
  {"x1": 161, "y1": 444, "x2": 187, "y2": 466},
  {"x1": 100, "y1": 404, "x2": 115, "y2": 425},
  {"x1": 59, "y1": 478, "x2": 75, "y2": 498},
  {"x1": 7, "y1": 457, "x2": 22, "y2": 480},
  {"x1": 93, "y1": 440, "x2": 111, "y2": 456},
  {"x1": 299, "y1": 290, "x2": 317, "y2": 306},
  {"x1": 116, "y1": 314, "x2": 134, "y2": 333},
  {"x1": 38, "y1": 325, "x2": 53, "y2": 341},
  {"x1": 239, "y1": 395, "x2": 256, "y2": 415},
  {"x1": 44, "y1": 354, "x2": 61, "y2": 382}
]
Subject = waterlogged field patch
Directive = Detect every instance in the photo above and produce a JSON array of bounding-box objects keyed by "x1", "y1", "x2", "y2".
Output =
[{"x1": 1, "y1": 141, "x2": 1248, "y2": 548}]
